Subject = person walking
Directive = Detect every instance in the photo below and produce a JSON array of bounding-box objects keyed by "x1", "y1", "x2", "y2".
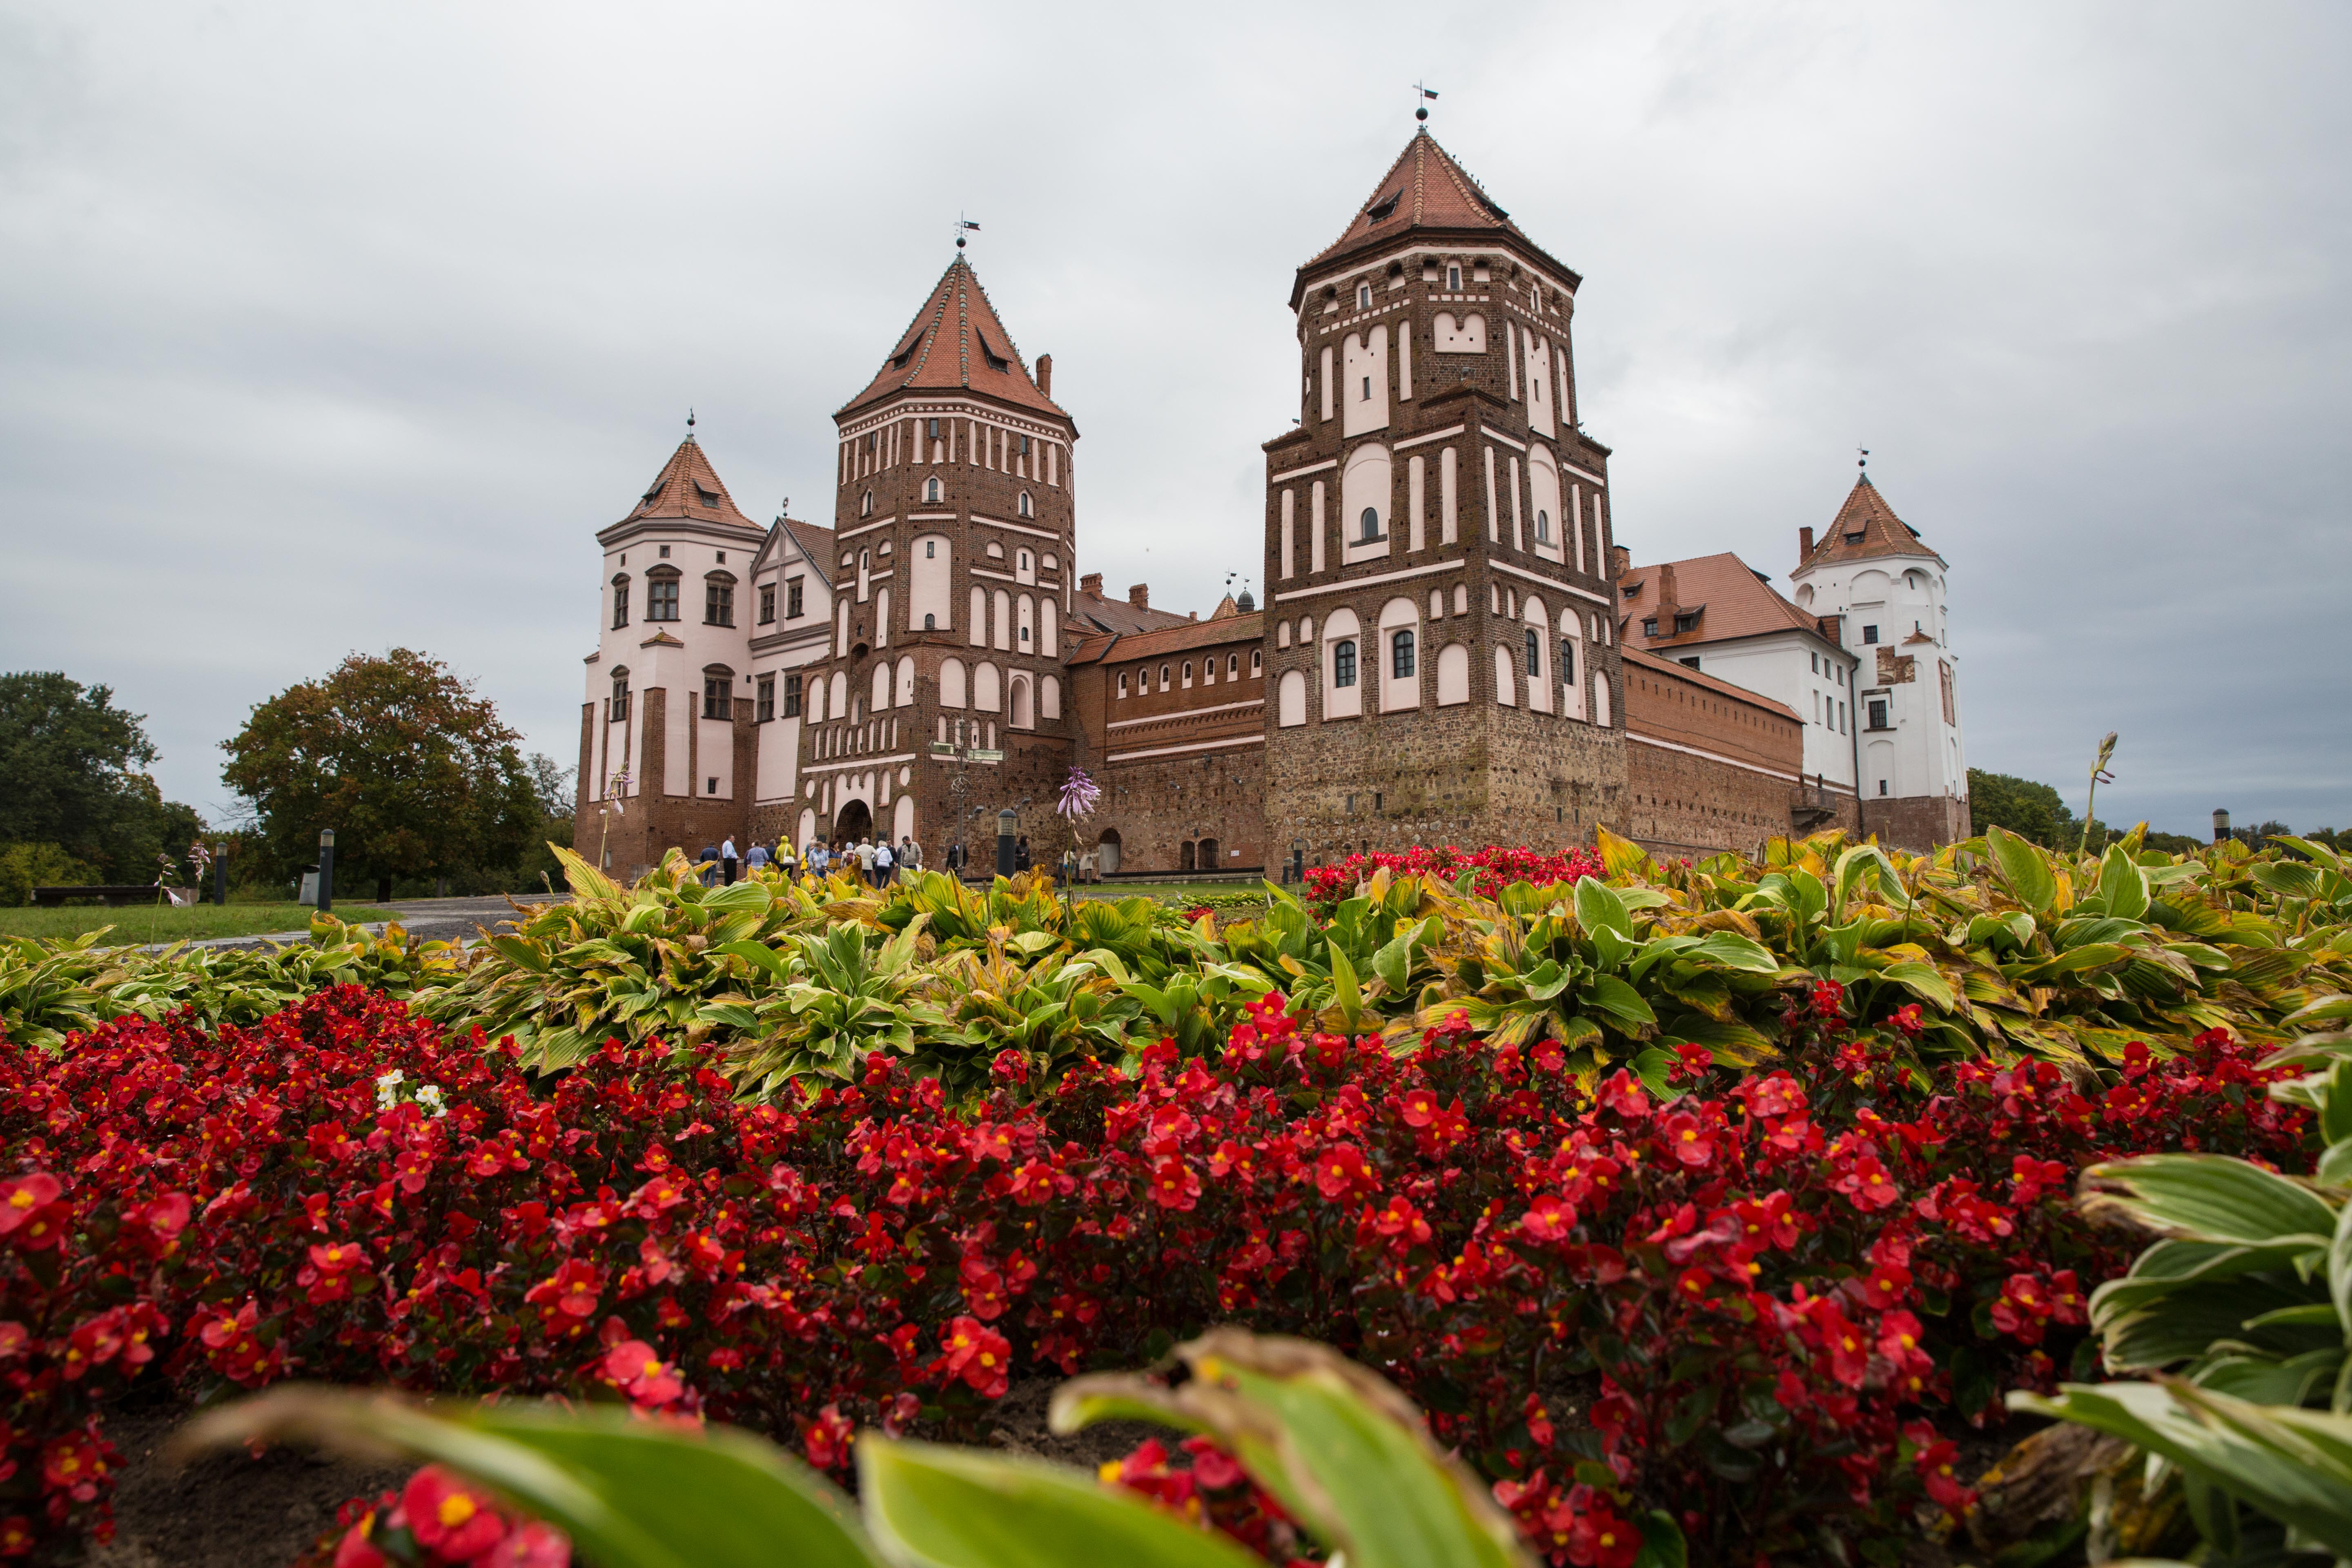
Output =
[
  {"x1": 696, "y1": 844, "x2": 720, "y2": 887},
  {"x1": 854, "y1": 837, "x2": 876, "y2": 885},
  {"x1": 1013, "y1": 834, "x2": 1032, "y2": 874},
  {"x1": 774, "y1": 840, "x2": 797, "y2": 880},
  {"x1": 900, "y1": 835, "x2": 922, "y2": 875},
  {"x1": 873, "y1": 837, "x2": 895, "y2": 888},
  {"x1": 720, "y1": 836, "x2": 740, "y2": 886},
  {"x1": 744, "y1": 839, "x2": 768, "y2": 877}
]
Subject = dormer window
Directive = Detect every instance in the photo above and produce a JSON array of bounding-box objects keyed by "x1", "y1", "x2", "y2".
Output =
[
  {"x1": 694, "y1": 486, "x2": 719, "y2": 509},
  {"x1": 1017, "y1": 491, "x2": 1033, "y2": 517},
  {"x1": 1641, "y1": 617, "x2": 1658, "y2": 638},
  {"x1": 1366, "y1": 190, "x2": 1400, "y2": 223},
  {"x1": 1673, "y1": 611, "x2": 1698, "y2": 634},
  {"x1": 924, "y1": 477, "x2": 942, "y2": 503}
]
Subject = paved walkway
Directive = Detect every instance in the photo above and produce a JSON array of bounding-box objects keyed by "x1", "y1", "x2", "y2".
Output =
[{"x1": 151, "y1": 894, "x2": 563, "y2": 953}]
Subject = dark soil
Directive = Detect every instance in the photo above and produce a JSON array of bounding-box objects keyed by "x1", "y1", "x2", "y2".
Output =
[
  {"x1": 79, "y1": 1378, "x2": 1156, "y2": 1568},
  {"x1": 85, "y1": 1402, "x2": 405, "y2": 1568}
]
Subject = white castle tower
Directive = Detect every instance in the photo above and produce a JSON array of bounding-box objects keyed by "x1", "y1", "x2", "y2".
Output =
[{"x1": 1787, "y1": 472, "x2": 1970, "y2": 849}]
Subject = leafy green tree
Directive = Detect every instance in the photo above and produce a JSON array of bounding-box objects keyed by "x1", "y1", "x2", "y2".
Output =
[
  {"x1": 1966, "y1": 769, "x2": 2082, "y2": 849},
  {"x1": 0, "y1": 672, "x2": 206, "y2": 881},
  {"x1": 220, "y1": 649, "x2": 539, "y2": 903}
]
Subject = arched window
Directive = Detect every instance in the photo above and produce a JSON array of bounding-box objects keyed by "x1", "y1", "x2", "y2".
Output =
[
  {"x1": 1391, "y1": 628, "x2": 1416, "y2": 679},
  {"x1": 923, "y1": 613, "x2": 936, "y2": 629},
  {"x1": 924, "y1": 477, "x2": 942, "y2": 503},
  {"x1": 1118, "y1": 672, "x2": 1129, "y2": 698},
  {"x1": 1227, "y1": 654, "x2": 1238, "y2": 678},
  {"x1": 1333, "y1": 640, "x2": 1357, "y2": 688},
  {"x1": 610, "y1": 575, "x2": 630, "y2": 629},
  {"x1": 608, "y1": 668, "x2": 630, "y2": 721},
  {"x1": 861, "y1": 490, "x2": 873, "y2": 517},
  {"x1": 1017, "y1": 491, "x2": 1033, "y2": 517},
  {"x1": 1250, "y1": 648, "x2": 1262, "y2": 675},
  {"x1": 1524, "y1": 628, "x2": 1541, "y2": 678},
  {"x1": 1560, "y1": 639, "x2": 1576, "y2": 684},
  {"x1": 1535, "y1": 508, "x2": 1550, "y2": 543},
  {"x1": 1182, "y1": 660, "x2": 1193, "y2": 685},
  {"x1": 1159, "y1": 663, "x2": 1171, "y2": 688},
  {"x1": 704, "y1": 572, "x2": 736, "y2": 627},
  {"x1": 645, "y1": 568, "x2": 680, "y2": 622},
  {"x1": 1359, "y1": 506, "x2": 1381, "y2": 542}
]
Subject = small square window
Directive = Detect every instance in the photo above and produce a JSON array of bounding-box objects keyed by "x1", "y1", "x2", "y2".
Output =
[
  {"x1": 1862, "y1": 625, "x2": 1879, "y2": 644},
  {"x1": 659, "y1": 545, "x2": 670, "y2": 559}
]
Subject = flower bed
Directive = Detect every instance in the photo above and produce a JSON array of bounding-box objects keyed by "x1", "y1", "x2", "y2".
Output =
[
  {"x1": 1303, "y1": 845, "x2": 1606, "y2": 908},
  {"x1": 1, "y1": 984, "x2": 2313, "y2": 1564}
]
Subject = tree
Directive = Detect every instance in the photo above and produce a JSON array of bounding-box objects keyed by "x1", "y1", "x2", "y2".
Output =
[
  {"x1": 221, "y1": 649, "x2": 539, "y2": 903},
  {"x1": 1966, "y1": 769, "x2": 2080, "y2": 849},
  {"x1": 0, "y1": 671, "x2": 206, "y2": 880}
]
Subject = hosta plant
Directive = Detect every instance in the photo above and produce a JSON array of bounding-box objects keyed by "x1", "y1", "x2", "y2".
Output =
[{"x1": 188, "y1": 1330, "x2": 1575, "y2": 1568}]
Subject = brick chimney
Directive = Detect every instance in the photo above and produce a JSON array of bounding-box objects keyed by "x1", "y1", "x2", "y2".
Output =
[
  {"x1": 1079, "y1": 572, "x2": 1102, "y2": 596},
  {"x1": 1036, "y1": 354, "x2": 1052, "y2": 397},
  {"x1": 1127, "y1": 583, "x2": 1149, "y2": 610},
  {"x1": 1608, "y1": 544, "x2": 1630, "y2": 579},
  {"x1": 1656, "y1": 562, "x2": 1682, "y2": 627},
  {"x1": 1798, "y1": 526, "x2": 1814, "y2": 569}
]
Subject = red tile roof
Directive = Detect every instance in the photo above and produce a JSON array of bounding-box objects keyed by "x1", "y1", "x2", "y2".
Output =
[
  {"x1": 620, "y1": 437, "x2": 760, "y2": 529},
  {"x1": 1298, "y1": 131, "x2": 1579, "y2": 296},
  {"x1": 1067, "y1": 585, "x2": 1196, "y2": 639},
  {"x1": 837, "y1": 256, "x2": 1069, "y2": 423},
  {"x1": 1067, "y1": 612, "x2": 1263, "y2": 666},
  {"x1": 1802, "y1": 477, "x2": 1944, "y2": 569},
  {"x1": 778, "y1": 519, "x2": 835, "y2": 582},
  {"x1": 1619, "y1": 552, "x2": 1835, "y2": 650},
  {"x1": 1622, "y1": 644, "x2": 1799, "y2": 723}
]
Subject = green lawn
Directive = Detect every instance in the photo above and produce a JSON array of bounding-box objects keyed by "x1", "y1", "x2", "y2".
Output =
[{"x1": 0, "y1": 902, "x2": 401, "y2": 944}]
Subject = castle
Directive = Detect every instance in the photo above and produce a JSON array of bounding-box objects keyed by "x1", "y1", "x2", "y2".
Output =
[{"x1": 574, "y1": 130, "x2": 1970, "y2": 878}]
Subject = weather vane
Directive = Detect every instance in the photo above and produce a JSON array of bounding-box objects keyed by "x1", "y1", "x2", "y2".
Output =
[
  {"x1": 954, "y1": 214, "x2": 980, "y2": 252},
  {"x1": 686, "y1": 408, "x2": 697, "y2": 438},
  {"x1": 1414, "y1": 81, "x2": 1439, "y2": 124},
  {"x1": 1857, "y1": 446, "x2": 1869, "y2": 476}
]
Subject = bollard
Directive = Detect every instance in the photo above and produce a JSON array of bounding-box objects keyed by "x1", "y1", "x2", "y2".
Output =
[
  {"x1": 996, "y1": 808, "x2": 1018, "y2": 878},
  {"x1": 318, "y1": 829, "x2": 336, "y2": 915}
]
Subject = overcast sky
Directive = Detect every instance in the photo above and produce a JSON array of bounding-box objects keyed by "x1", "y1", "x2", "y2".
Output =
[{"x1": 4, "y1": 2, "x2": 2346, "y2": 839}]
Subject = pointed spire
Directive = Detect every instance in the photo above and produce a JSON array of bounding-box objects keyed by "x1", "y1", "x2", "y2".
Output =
[
  {"x1": 1798, "y1": 473, "x2": 1944, "y2": 570},
  {"x1": 836, "y1": 255, "x2": 1067, "y2": 423},
  {"x1": 1307, "y1": 131, "x2": 1524, "y2": 266},
  {"x1": 620, "y1": 434, "x2": 757, "y2": 528},
  {"x1": 1294, "y1": 130, "x2": 1578, "y2": 305}
]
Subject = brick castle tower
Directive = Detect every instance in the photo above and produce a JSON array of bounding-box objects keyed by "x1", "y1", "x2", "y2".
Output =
[
  {"x1": 807, "y1": 255, "x2": 1080, "y2": 854},
  {"x1": 1258, "y1": 130, "x2": 1628, "y2": 858}
]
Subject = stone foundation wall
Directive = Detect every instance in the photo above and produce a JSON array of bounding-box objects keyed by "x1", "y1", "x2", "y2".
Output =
[{"x1": 1862, "y1": 793, "x2": 1972, "y2": 852}]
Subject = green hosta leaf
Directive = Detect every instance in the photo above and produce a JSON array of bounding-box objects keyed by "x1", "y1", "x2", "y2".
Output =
[
  {"x1": 2084, "y1": 1154, "x2": 2341, "y2": 1250},
  {"x1": 1583, "y1": 974, "x2": 1657, "y2": 1030},
  {"x1": 2096, "y1": 842, "x2": 2152, "y2": 921},
  {"x1": 1681, "y1": 932, "x2": 1780, "y2": 973},
  {"x1": 2011, "y1": 1379, "x2": 2352, "y2": 1557},
  {"x1": 859, "y1": 1439, "x2": 1262, "y2": 1568},
  {"x1": 180, "y1": 1390, "x2": 882, "y2": 1568},
  {"x1": 1877, "y1": 960, "x2": 1955, "y2": 1011},
  {"x1": 1986, "y1": 826, "x2": 2059, "y2": 915},
  {"x1": 2332, "y1": 1196, "x2": 2352, "y2": 1337},
  {"x1": 1051, "y1": 1329, "x2": 1535, "y2": 1568},
  {"x1": 1574, "y1": 877, "x2": 1632, "y2": 941}
]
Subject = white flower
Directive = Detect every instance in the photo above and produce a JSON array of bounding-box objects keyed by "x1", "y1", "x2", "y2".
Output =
[
  {"x1": 374, "y1": 1068, "x2": 406, "y2": 1109},
  {"x1": 416, "y1": 1083, "x2": 447, "y2": 1118}
]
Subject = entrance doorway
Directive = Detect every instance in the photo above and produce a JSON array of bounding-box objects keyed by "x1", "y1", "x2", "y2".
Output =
[
  {"x1": 1196, "y1": 837, "x2": 1219, "y2": 869},
  {"x1": 1096, "y1": 828, "x2": 1122, "y2": 875},
  {"x1": 834, "y1": 798, "x2": 873, "y2": 845},
  {"x1": 1178, "y1": 842, "x2": 1196, "y2": 873}
]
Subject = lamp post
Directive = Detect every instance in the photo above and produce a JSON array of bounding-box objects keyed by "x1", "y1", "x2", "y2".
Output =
[
  {"x1": 1290, "y1": 837, "x2": 1305, "y2": 886},
  {"x1": 2212, "y1": 808, "x2": 2232, "y2": 847},
  {"x1": 317, "y1": 829, "x2": 336, "y2": 915},
  {"x1": 996, "y1": 808, "x2": 1018, "y2": 878}
]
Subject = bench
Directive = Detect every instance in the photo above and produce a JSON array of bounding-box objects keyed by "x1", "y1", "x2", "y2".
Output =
[{"x1": 31, "y1": 886, "x2": 204, "y2": 909}]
